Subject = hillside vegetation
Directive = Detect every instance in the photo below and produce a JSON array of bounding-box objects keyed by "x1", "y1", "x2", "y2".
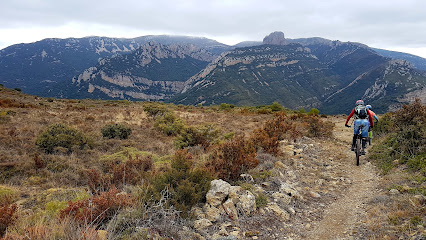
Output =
[
  {"x1": 0, "y1": 85, "x2": 332, "y2": 239},
  {"x1": 1, "y1": 85, "x2": 424, "y2": 239}
]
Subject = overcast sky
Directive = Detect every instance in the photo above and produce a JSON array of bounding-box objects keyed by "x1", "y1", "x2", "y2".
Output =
[{"x1": 1, "y1": 0, "x2": 426, "y2": 58}]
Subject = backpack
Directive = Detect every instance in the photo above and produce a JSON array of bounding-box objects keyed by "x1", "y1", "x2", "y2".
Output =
[{"x1": 355, "y1": 105, "x2": 368, "y2": 119}]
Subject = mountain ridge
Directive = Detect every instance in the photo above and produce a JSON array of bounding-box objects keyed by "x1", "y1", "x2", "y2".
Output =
[{"x1": 1, "y1": 33, "x2": 425, "y2": 113}]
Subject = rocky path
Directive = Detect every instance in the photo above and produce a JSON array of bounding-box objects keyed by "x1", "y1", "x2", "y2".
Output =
[
  {"x1": 188, "y1": 116, "x2": 384, "y2": 240},
  {"x1": 304, "y1": 116, "x2": 381, "y2": 239}
]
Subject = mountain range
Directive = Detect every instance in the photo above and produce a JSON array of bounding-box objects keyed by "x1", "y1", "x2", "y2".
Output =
[{"x1": 1, "y1": 32, "x2": 425, "y2": 114}]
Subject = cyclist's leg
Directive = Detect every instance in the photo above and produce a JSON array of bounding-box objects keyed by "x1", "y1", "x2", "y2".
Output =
[
  {"x1": 360, "y1": 119, "x2": 369, "y2": 153},
  {"x1": 353, "y1": 120, "x2": 362, "y2": 151}
]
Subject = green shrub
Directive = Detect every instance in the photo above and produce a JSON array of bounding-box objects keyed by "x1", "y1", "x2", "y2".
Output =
[
  {"x1": 152, "y1": 150, "x2": 213, "y2": 216},
  {"x1": 45, "y1": 200, "x2": 68, "y2": 217},
  {"x1": 101, "y1": 123, "x2": 132, "y2": 139},
  {"x1": 269, "y1": 102, "x2": 284, "y2": 112},
  {"x1": 219, "y1": 103, "x2": 235, "y2": 110},
  {"x1": 143, "y1": 102, "x2": 168, "y2": 118},
  {"x1": 0, "y1": 186, "x2": 19, "y2": 205},
  {"x1": 174, "y1": 124, "x2": 221, "y2": 149},
  {"x1": 154, "y1": 112, "x2": 185, "y2": 136},
  {"x1": 370, "y1": 99, "x2": 425, "y2": 174},
  {"x1": 255, "y1": 193, "x2": 268, "y2": 208},
  {"x1": 35, "y1": 123, "x2": 91, "y2": 154},
  {"x1": 307, "y1": 108, "x2": 320, "y2": 116}
]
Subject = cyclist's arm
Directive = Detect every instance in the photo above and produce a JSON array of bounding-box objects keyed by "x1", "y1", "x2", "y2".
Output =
[
  {"x1": 345, "y1": 109, "x2": 355, "y2": 125},
  {"x1": 374, "y1": 115, "x2": 379, "y2": 122},
  {"x1": 368, "y1": 111, "x2": 374, "y2": 127}
]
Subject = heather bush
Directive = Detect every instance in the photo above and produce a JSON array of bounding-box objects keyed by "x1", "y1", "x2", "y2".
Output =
[
  {"x1": 154, "y1": 112, "x2": 186, "y2": 136},
  {"x1": 143, "y1": 102, "x2": 169, "y2": 118},
  {"x1": 219, "y1": 103, "x2": 235, "y2": 110},
  {"x1": 0, "y1": 204, "x2": 17, "y2": 237},
  {"x1": 35, "y1": 123, "x2": 92, "y2": 154},
  {"x1": 174, "y1": 124, "x2": 221, "y2": 149},
  {"x1": 305, "y1": 115, "x2": 332, "y2": 138},
  {"x1": 0, "y1": 186, "x2": 19, "y2": 206},
  {"x1": 111, "y1": 156, "x2": 153, "y2": 186},
  {"x1": 84, "y1": 168, "x2": 111, "y2": 194},
  {"x1": 209, "y1": 135, "x2": 258, "y2": 181},
  {"x1": 370, "y1": 99, "x2": 426, "y2": 174},
  {"x1": 251, "y1": 112, "x2": 299, "y2": 155},
  {"x1": 107, "y1": 186, "x2": 184, "y2": 239},
  {"x1": 59, "y1": 188, "x2": 134, "y2": 226},
  {"x1": 152, "y1": 150, "x2": 213, "y2": 216},
  {"x1": 255, "y1": 193, "x2": 268, "y2": 208},
  {"x1": 307, "y1": 108, "x2": 320, "y2": 116},
  {"x1": 101, "y1": 123, "x2": 132, "y2": 139}
]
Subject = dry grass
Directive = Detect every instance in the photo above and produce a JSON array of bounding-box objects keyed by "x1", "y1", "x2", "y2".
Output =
[{"x1": 0, "y1": 87, "x2": 275, "y2": 238}]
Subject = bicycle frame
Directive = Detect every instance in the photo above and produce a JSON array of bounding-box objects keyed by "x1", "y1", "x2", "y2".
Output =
[{"x1": 348, "y1": 123, "x2": 366, "y2": 166}]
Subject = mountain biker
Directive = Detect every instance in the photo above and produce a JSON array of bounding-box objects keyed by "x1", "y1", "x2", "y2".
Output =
[
  {"x1": 366, "y1": 105, "x2": 379, "y2": 123},
  {"x1": 344, "y1": 100, "x2": 374, "y2": 155},
  {"x1": 366, "y1": 104, "x2": 379, "y2": 144}
]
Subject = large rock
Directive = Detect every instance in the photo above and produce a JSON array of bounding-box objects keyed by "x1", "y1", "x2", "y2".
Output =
[
  {"x1": 235, "y1": 190, "x2": 257, "y2": 215},
  {"x1": 206, "y1": 179, "x2": 232, "y2": 207},
  {"x1": 263, "y1": 31, "x2": 287, "y2": 46},
  {"x1": 266, "y1": 203, "x2": 290, "y2": 221},
  {"x1": 272, "y1": 192, "x2": 292, "y2": 205},
  {"x1": 194, "y1": 218, "x2": 213, "y2": 230},
  {"x1": 222, "y1": 199, "x2": 238, "y2": 220},
  {"x1": 203, "y1": 204, "x2": 222, "y2": 222},
  {"x1": 280, "y1": 182, "x2": 300, "y2": 199}
]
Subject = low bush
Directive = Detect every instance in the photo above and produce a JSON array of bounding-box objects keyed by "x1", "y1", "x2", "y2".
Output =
[
  {"x1": 59, "y1": 188, "x2": 134, "y2": 226},
  {"x1": 305, "y1": 115, "x2": 332, "y2": 138},
  {"x1": 209, "y1": 136, "x2": 258, "y2": 181},
  {"x1": 154, "y1": 112, "x2": 186, "y2": 136},
  {"x1": 174, "y1": 124, "x2": 221, "y2": 149},
  {"x1": 111, "y1": 156, "x2": 153, "y2": 186},
  {"x1": 370, "y1": 99, "x2": 425, "y2": 174},
  {"x1": 0, "y1": 203, "x2": 18, "y2": 237},
  {"x1": 101, "y1": 123, "x2": 132, "y2": 139},
  {"x1": 151, "y1": 150, "x2": 213, "y2": 216},
  {"x1": 0, "y1": 186, "x2": 19, "y2": 206},
  {"x1": 251, "y1": 112, "x2": 299, "y2": 155},
  {"x1": 307, "y1": 108, "x2": 320, "y2": 116},
  {"x1": 35, "y1": 123, "x2": 92, "y2": 154},
  {"x1": 219, "y1": 103, "x2": 235, "y2": 110},
  {"x1": 143, "y1": 102, "x2": 169, "y2": 118},
  {"x1": 255, "y1": 193, "x2": 268, "y2": 208}
]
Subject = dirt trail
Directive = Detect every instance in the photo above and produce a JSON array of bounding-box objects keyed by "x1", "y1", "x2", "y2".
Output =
[{"x1": 305, "y1": 116, "x2": 381, "y2": 239}]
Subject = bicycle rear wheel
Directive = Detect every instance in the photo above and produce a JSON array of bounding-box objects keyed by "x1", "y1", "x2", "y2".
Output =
[{"x1": 355, "y1": 138, "x2": 361, "y2": 166}]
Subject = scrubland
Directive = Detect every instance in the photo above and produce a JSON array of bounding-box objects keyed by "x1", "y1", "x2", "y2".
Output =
[{"x1": 0, "y1": 86, "x2": 424, "y2": 239}]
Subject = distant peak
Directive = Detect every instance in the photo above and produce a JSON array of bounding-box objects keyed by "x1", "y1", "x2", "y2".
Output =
[{"x1": 263, "y1": 31, "x2": 286, "y2": 46}]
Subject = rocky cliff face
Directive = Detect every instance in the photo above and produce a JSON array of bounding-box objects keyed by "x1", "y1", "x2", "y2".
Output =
[
  {"x1": 263, "y1": 31, "x2": 287, "y2": 46},
  {"x1": 0, "y1": 35, "x2": 226, "y2": 98},
  {"x1": 173, "y1": 43, "x2": 337, "y2": 108},
  {"x1": 174, "y1": 36, "x2": 426, "y2": 114},
  {"x1": 72, "y1": 42, "x2": 214, "y2": 101}
]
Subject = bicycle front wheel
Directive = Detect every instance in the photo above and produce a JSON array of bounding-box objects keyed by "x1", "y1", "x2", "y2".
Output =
[{"x1": 355, "y1": 138, "x2": 361, "y2": 166}]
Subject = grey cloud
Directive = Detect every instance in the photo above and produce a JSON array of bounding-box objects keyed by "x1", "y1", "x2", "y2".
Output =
[{"x1": 1, "y1": 0, "x2": 426, "y2": 49}]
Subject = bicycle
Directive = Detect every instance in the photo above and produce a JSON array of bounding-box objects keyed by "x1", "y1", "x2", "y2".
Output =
[{"x1": 346, "y1": 123, "x2": 366, "y2": 166}]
